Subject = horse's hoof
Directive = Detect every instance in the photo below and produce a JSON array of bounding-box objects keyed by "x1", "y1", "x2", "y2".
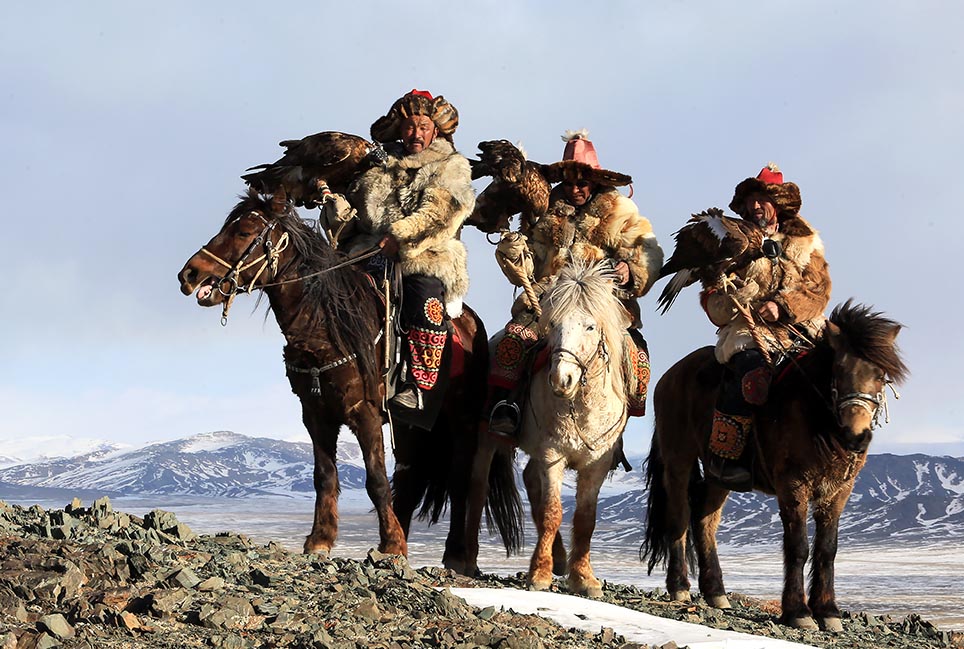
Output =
[
  {"x1": 528, "y1": 579, "x2": 551, "y2": 592},
  {"x1": 443, "y1": 558, "x2": 466, "y2": 575},
  {"x1": 304, "y1": 547, "x2": 330, "y2": 559},
  {"x1": 818, "y1": 617, "x2": 844, "y2": 633},
  {"x1": 705, "y1": 595, "x2": 731, "y2": 609},
  {"x1": 552, "y1": 561, "x2": 566, "y2": 577},
  {"x1": 787, "y1": 616, "x2": 819, "y2": 631},
  {"x1": 582, "y1": 585, "x2": 603, "y2": 599},
  {"x1": 670, "y1": 590, "x2": 691, "y2": 602}
]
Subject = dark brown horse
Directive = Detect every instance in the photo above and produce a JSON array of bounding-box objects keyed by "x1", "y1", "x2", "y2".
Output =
[
  {"x1": 643, "y1": 301, "x2": 907, "y2": 632},
  {"x1": 178, "y1": 189, "x2": 523, "y2": 567}
]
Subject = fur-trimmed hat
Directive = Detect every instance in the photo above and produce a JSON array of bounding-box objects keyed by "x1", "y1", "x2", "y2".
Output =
[
  {"x1": 370, "y1": 89, "x2": 459, "y2": 144},
  {"x1": 729, "y1": 162, "x2": 802, "y2": 220},
  {"x1": 542, "y1": 130, "x2": 632, "y2": 187}
]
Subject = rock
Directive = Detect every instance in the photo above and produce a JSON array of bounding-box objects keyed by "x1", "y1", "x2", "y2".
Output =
[
  {"x1": 198, "y1": 576, "x2": 226, "y2": 591},
  {"x1": 37, "y1": 613, "x2": 74, "y2": 639},
  {"x1": 166, "y1": 566, "x2": 202, "y2": 589}
]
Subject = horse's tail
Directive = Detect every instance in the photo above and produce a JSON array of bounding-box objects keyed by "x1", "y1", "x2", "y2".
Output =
[
  {"x1": 640, "y1": 430, "x2": 669, "y2": 574},
  {"x1": 484, "y1": 447, "x2": 525, "y2": 555},
  {"x1": 640, "y1": 418, "x2": 699, "y2": 576}
]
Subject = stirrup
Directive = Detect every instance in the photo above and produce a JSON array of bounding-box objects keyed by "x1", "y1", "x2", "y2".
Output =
[
  {"x1": 704, "y1": 455, "x2": 752, "y2": 491},
  {"x1": 488, "y1": 400, "x2": 521, "y2": 439}
]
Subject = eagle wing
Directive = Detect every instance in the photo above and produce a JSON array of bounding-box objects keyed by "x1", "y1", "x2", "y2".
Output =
[
  {"x1": 656, "y1": 208, "x2": 763, "y2": 313},
  {"x1": 242, "y1": 131, "x2": 376, "y2": 207},
  {"x1": 466, "y1": 140, "x2": 550, "y2": 235}
]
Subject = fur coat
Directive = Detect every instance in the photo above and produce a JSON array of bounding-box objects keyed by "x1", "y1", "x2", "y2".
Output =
[
  {"x1": 525, "y1": 186, "x2": 663, "y2": 325},
  {"x1": 702, "y1": 215, "x2": 831, "y2": 363},
  {"x1": 347, "y1": 139, "x2": 474, "y2": 314}
]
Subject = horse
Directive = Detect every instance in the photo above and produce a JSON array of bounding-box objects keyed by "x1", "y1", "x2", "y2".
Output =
[
  {"x1": 177, "y1": 188, "x2": 523, "y2": 567},
  {"x1": 465, "y1": 262, "x2": 633, "y2": 596},
  {"x1": 642, "y1": 301, "x2": 908, "y2": 631}
]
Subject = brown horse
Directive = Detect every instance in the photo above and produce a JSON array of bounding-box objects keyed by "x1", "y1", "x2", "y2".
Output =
[
  {"x1": 642, "y1": 301, "x2": 907, "y2": 631},
  {"x1": 178, "y1": 189, "x2": 523, "y2": 566}
]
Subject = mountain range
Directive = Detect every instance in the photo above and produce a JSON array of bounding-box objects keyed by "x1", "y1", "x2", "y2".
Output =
[{"x1": 0, "y1": 431, "x2": 961, "y2": 546}]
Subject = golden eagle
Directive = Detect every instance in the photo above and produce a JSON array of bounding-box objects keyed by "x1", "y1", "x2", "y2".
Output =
[
  {"x1": 657, "y1": 208, "x2": 768, "y2": 313},
  {"x1": 466, "y1": 140, "x2": 550, "y2": 236},
  {"x1": 241, "y1": 131, "x2": 382, "y2": 208}
]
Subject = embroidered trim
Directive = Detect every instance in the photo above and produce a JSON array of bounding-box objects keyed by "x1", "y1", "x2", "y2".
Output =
[{"x1": 423, "y1": 297, "x2": 445, "y2": 326}]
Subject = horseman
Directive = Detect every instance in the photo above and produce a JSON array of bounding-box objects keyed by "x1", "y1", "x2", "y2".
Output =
[
  {"x1": 487, "y1": 131, "x2": 664, "y2": 441},
  {"x1": 328, "y1": 89, "x2": 475, "y2": 411},
  {"x1": 701, "y1": 163, "x2": 832, "y2": 487}
]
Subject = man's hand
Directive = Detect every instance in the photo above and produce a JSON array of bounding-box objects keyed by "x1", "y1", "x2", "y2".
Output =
[
  {"x1": 758, "y1": 300, "x2": 780, "y2": 322},
  {"x1": 379, "y1": 234, "x2": 400, "y2": 259},
  {"x1": 613, "y1": 261, "x2": 631, "y2": 286}
]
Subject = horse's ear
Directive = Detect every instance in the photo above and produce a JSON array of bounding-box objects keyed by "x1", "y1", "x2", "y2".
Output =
[
  {"x1": 887, "y1": 323, "x2": 903, "y2": 344},
  {"x1": 825, "y1": 320, "x2": 843, "y2": 352},
  {"x1": 271, "y1": 186, "x2": 288, "y2": 215}
]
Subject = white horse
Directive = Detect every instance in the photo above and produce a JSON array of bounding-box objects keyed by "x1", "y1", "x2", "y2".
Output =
[{"x1": 465, "y1": 262, "x2": 632, "y2": 596}]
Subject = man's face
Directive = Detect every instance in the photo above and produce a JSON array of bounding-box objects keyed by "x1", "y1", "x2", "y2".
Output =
[
  {"x1": 400, "y1": 115, "x2": 438, "y2": 154},
  {"x1": 562, "y1": 179, "x2": 594, "y2": 206},
  {"x1": 744, "y1": 192, "x2": 778, "y2": 233}
]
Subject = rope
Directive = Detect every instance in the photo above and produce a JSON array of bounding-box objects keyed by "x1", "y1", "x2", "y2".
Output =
[
  {"x1": 728, "y1": 296, "x2": 774, "y2": 366},
  {"x1": 495, "y1": 231, "x2": 541, "y2": 317}
]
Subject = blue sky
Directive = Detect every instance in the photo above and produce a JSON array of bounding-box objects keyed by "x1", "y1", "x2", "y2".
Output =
[{"x1": 2, "y1": 2, "x2": 962, "y2": 459}]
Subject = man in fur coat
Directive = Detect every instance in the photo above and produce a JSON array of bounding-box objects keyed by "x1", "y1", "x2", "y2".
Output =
[
  {"x1": 341, "y1": 89, "x2": 474, "y2": 410},
  {"x1": 701, "y1": 164, "x2": 831, "y2": 487},
  {"x1": 488, "y1": 131, "x2": 663, "y2": 440}
]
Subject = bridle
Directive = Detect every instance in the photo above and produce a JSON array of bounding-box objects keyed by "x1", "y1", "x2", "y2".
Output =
[
  {"x1": 198, "y1": 211, "x2": 290, "y2": 325},
  {"x1": 831, "y1": 377, "x2": 900, "y2": 431},
  {"x1": 549, "y1": 331, "x2": 627, "y2": 450},
  {"x1": 550, "y1": 336, "x2": 609, "y2": 389}
]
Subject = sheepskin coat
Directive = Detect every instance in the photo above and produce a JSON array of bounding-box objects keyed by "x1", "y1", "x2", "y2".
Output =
[
  {"x1": 526, "y1": 186, "x2": 663, "y2": 325},
  {"x1": 348, "y1": 139, "x2": 474, "y2": 313},
  {"x1": 701, "y1": 215, "x2": 832, "y2": 363}
]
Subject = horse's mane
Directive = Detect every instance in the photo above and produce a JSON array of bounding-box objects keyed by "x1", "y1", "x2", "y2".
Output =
[
  {"x1": 226, "y1": 192, "x2": 381, "y2": 384},
  {"x1": 539, "y1": 262, "x2": 629, "y2": 372},
  {"x1": 828, "y1": 300, "x2": 909, "y2": 384}
]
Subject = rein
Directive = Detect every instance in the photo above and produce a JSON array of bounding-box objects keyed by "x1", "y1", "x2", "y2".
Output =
[{"x1": 200, "y1": 209, "x2": 380, "y2": 325}]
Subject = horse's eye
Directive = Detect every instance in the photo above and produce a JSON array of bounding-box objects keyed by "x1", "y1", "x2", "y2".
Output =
[{"x1": 586, "y1": 324, "x2": 596, "y2": 332}]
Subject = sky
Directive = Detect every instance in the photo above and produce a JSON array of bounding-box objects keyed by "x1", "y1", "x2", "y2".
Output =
[{"x1": 1, "y1": 1, "x2": 962, "y2": 460}]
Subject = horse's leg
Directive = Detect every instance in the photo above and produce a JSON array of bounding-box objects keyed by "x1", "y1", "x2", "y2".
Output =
[
  {"x1": 463, "y1": 424, "x2": 496, "y2": 577},
  {"x1": 388, "y1": 425, "x2": 429, "y2": 539},
  {"x1": 778, "y1": 490, "x2": 816, "y2": 629},
  {"x1": 662, "y1": 460, "x2": 694, "y2": 601},
  {"x1": 808, "y1": 485, "x2": 853, "y2": 633},
  {"x1": 525, "y1": 457, "x2": 565, "y2": 591},
  {"x1": 567, "y1": 461, "x2": 608, "y2": 598},
  {"x1": 441, "y1": 412, "x2": 473, "y2": 574},
  {"x1": 692, "y1": 483, "x2": 732, "y2": 608},
  {"x1": 300, "y1": 404, "x2": 339, "y2": 555},
  {"x1": 523, "y1": 459, "x2": 566, "y2": 576},
  {"x1": 349, "y1": 404, "x2": 408, "y2": 556}
]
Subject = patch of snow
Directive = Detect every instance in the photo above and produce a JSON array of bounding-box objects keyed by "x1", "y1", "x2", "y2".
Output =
[
  {"x1": 935, "y1": 464, "x2": 964, "y2": 495},
  {"x1": 449, "y1": 588, "x2": 819, "y2": 649},
  {"x1": 181, "y1": 431, "x2": 245, "y2": 454}
]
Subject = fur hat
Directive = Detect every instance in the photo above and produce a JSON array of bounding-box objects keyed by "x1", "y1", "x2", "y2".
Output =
[
  {"x1": 370, "y1": 89, "x2": 459, "y2": 144},
  {"x1": 542, "y1": 130, "x2": 632, "y2": 187},
  {"x1": 729, "y1": 162, "x2": 802, "y2": 220}
]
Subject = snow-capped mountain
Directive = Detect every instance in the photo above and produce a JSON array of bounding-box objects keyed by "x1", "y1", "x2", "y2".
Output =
[
  {"x1": 0, "y1": 432, "x2": 961, "y2": 545},
  {"x1": 587, "y1": 452, "x2": 964, "y2": 546},
  {"x1": 0, "y1": 431, "x2": 368, "y2": 497}
]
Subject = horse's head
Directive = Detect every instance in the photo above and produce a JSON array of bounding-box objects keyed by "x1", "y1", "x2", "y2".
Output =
[
  {"x1": 824, "y1": 300, "x2": 908, "y2": 452},
  {"x1": 178, "y1": 188, "x2": 296, "y2": 309},
  {"x1": 539, "y1": 262, "x2": 631, "y2": 399}
]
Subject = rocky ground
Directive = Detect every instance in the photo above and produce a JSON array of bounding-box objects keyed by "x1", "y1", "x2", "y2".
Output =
[{"x1": 0, "y1": 499, "x2": 960, "y2": 649}]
